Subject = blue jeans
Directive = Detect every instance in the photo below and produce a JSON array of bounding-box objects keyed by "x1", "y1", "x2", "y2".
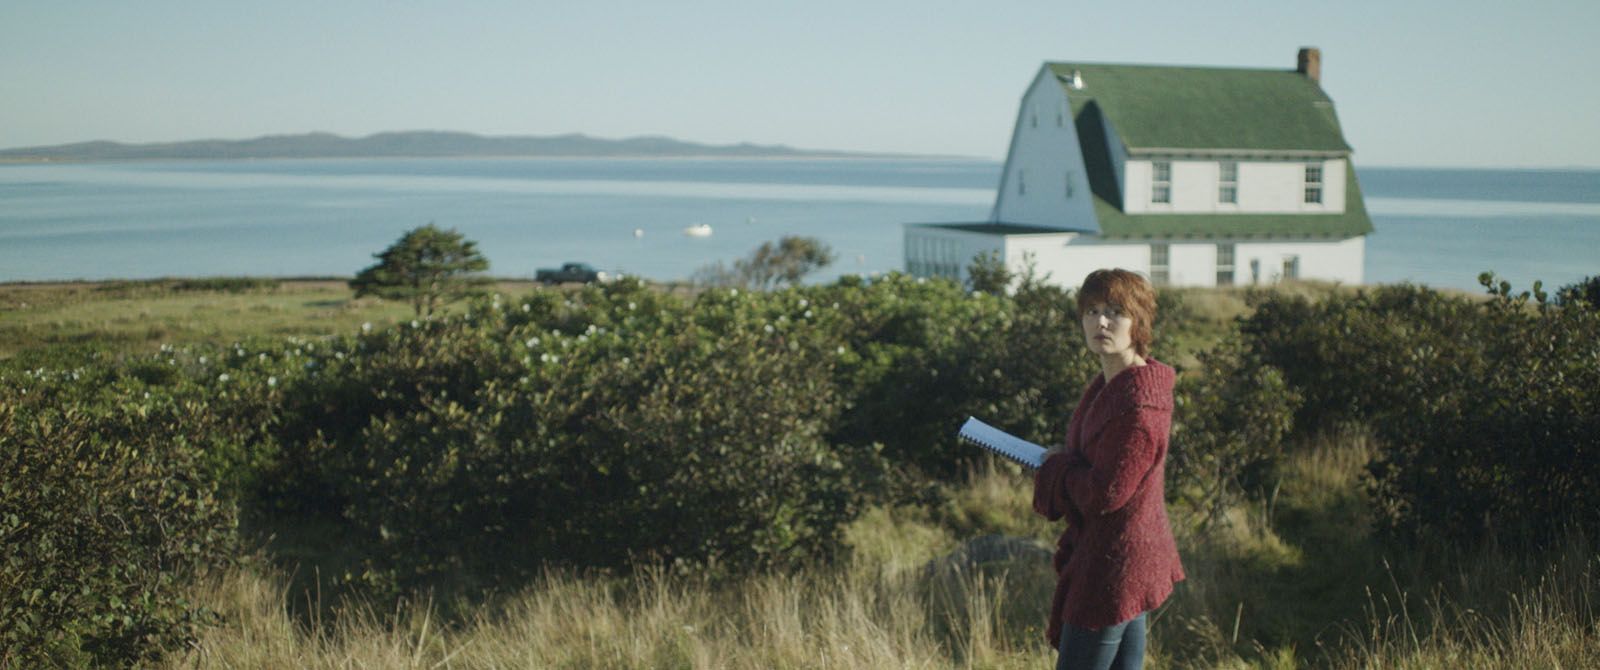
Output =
[{"x1": 1056, "y1": 612, "x2": 1147, "y2": 670}]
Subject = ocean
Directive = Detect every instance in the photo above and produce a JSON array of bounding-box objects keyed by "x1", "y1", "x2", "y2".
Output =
[{"x1": 1, "y1": 158, "x2": 1596, "y2": 293}]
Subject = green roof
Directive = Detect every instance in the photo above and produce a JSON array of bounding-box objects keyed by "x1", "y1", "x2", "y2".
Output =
[
  {"x1": 1091, "y1": 162, "x2": 1374, "y2": 238},
  {"x1": 1048, "y1": 61, "x2": 1373, "y2": 238},
  {"x1": 1048, "y1": 62, "x2": 1351, "y2": 153}
]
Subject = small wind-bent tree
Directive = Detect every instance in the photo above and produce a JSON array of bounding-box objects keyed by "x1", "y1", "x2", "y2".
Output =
[
  {"x1": 350, "y1": 223, "x2": 490, "y2": 316},
  {"x1": 734, "y1": 236, "x2": 836, "y2": 289}
]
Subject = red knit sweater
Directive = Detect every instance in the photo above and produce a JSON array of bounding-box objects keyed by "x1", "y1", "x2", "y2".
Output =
[{"x1": 1032, "y1": 359, "x2": 1185, "y2": 647}]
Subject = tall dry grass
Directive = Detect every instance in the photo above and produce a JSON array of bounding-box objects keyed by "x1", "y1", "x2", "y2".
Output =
[
  {"x1": 164, "y1": 431, "x2": 1598, "y2": 669},
  {"x1": 168, "y1": 556, "x2": 1059, "y2": 669}
]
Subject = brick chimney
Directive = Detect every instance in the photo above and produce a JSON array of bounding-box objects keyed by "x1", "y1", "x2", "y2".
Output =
[{"x1": 1297, "y1": 47, "x2": 1321, "y2": 83}]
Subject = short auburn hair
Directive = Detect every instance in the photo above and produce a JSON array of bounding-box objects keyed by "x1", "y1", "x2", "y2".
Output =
[{"x1": 1077, "y1": 268, "x2": 1157, "y2": 356}]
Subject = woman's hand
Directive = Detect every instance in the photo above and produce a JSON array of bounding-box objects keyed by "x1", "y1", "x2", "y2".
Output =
[{"x1": 1043, "y1": 443, "x2": 1077, "y2": 462}]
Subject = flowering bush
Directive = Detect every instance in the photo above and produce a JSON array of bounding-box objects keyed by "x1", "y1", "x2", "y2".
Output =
[{"x1": 0, "y1": 358, "x2": 239, "y2": 666}]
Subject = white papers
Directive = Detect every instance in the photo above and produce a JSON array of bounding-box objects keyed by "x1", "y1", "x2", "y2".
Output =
[{"x1": 957, "y1": 416, "x2": 1047, "y2": 469}]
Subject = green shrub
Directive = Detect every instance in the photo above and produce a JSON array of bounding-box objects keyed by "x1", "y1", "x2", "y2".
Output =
[
  {"x1": 1239, "y1": 277, "x2": 1600, "y2": 545},
  {"x1": 0, "y1": 370, "x2": 238, "y2": 667},
  {"x1": 1556, "y1": 274, "x2": 1600, "y2": 307},
  {"x1": 820, "y1": 274, "x2": 1099, "y2": 482},
  {"x1": 1364, "y1": 276, "x2": 1600, "y2": 545},
  {"x1": 265, "y1": 280, "x2": 884, "y2": 595},
  {"x1": 1168, "y1": 342, "x2": 1300, "y2": 523}
]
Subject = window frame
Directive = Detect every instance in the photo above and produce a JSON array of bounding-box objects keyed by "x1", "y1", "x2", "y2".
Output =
[
  {"x1": 1151, "y1": 160, "x2": 1172, "y2": 204},
  {"x1": 1215, "y1": 243, "x2": 1235, "y2": 286},
  {"x1": 1150, "y1": 243, "x2": 1171, "y2": 286},
  {"x1": 1218, "y1": 161, "x2": 1238, "y2": 204},
  {"x1": 1304, "y1": 163, "x2": 1324, "y2": 204}
]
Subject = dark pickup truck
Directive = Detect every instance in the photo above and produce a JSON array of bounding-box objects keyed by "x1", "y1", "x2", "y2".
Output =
[{"x1": 536, "y1": 262, "x2": 612, "y2": 285}]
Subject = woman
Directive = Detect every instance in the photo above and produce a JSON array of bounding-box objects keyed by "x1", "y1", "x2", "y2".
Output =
[{"x1": 1033, "y1": 268, "x2": 1185, "y2": 670}]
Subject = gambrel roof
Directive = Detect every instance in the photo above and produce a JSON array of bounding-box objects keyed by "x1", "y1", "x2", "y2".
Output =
[
  {"x1": 1047, "y1": 62, "x2": 1352, "y2": 154},
  {"x1": 1042, "y1": 61, "x2": 1373, "y2": 238}
]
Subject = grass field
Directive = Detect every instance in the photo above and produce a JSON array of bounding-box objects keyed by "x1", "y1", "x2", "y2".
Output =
[
  {"x1": 6, "y1": 278, "x2": 1593, "y2": 668},
  {"x1": 0, "y1": 278, "x2": 561, "y2": 361}
]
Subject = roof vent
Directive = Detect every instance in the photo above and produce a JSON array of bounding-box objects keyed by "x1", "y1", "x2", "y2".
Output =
[{"x1": 1068, "y1": 69, "x2": 1084, "y2": 89}]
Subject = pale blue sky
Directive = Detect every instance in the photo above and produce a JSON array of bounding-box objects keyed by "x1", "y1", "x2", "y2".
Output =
[{"x1": 3, "y1": 0, "x2": 1597, "y2": 167}]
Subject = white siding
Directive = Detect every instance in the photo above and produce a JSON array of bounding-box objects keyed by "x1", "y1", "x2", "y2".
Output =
[
  {"x1": 990, "y1": 67, "x2": 1099, "y2": 231},
  {"x1": 903, "y1": 226, "x2": 1008, "y2": 285},
  {"x1": 1124, "y1": 158, "x2": 1347, "y2": 214},
  {"x1": 1236, "y1": 236, "x2": 1364, "y2": 285},
  {"x1": 1168, "y1": 243, "x2": 1215, "y2": 286},
  {"x1": 1006, "y1": 236, "x2": 1151, "y2": 288},
  {"x1": 905, "y1": 228, "x2": 1366, "y2": 289}
]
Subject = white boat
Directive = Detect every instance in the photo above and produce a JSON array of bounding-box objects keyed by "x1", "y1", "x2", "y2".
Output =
[{"x1": 683, "y1": 223, "x2": 713, "y2": 237}]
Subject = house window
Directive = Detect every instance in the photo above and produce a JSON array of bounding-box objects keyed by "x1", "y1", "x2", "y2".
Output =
[
  {"x1": 1250, "y1": 258, "x2": 1261, "y2": 284},
  {"x1": 1282, "y1": 255, "x2": 1300, "y2": 281},
  {"x1": 1304, "y1": 163, "x2": 1323, "y2": 204},
  {"x1": 1057, "y1": 101, "x2": 1066, "y2": 127},
  {"x1": 1018, "y1": 169, "x2": 1027, "y2": 196},
  {"x1": 1150, "y1": 244, "x2": 1170, "y2": 286},
  {"x1": 1152, "y1": 161, "x2": 1172, "y2": 204},
  {"x1": 1219, "y1": 161, "x2": 1238, "y2": 204},
  {"x1": 1216, "y1": 243, "x2": 1235, "y2": 286},
  {"x1": 1064, "y1": 170, "x2": 1075, "y2": 198},
  {"x1": 1031, "y1": 106, "x2": 1038, "y2": 129}
]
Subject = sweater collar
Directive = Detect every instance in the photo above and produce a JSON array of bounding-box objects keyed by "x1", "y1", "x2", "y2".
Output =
[{"x1": 1096, "y1": 358, "x2": 1175, "y2": 410}]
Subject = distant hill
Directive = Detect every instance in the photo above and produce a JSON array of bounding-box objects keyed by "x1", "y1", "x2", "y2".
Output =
[{"x1": 0, "y1": 131, "x2": 918, "y2": 161}]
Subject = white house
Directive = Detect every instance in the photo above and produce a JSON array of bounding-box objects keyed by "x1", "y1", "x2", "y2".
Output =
[{"x1": 906, "y1": 48, "x2": 1373, "y2": 288}]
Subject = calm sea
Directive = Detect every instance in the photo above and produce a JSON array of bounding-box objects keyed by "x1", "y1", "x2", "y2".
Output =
[{"x1": 2, "y1": 158, "x2": 1596, "y2": 293}]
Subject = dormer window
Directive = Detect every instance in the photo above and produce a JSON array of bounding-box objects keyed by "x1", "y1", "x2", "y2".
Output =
[{"x1": 1152, "y1": 161, "x2": 1172, "y2": 204}]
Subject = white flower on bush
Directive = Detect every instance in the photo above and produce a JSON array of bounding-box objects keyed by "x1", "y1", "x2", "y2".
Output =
[
  {"x1": 217, "y1": 373, "x2": 230, "y2": 382},
  {"x1": 410, "y1": 320, "x2": 420, "y2": 329},
  {"x1": 804, "y1": 310, "x2": 813, "y2": 319},
  {"x1": 267, "y1": 376, "x2": 278, "y2": 387},
  {"x1": 799, "y1": 298, "x2": 809, "y2": 308},
  {"x1": 628, "y1": 301, "x2": 637, "y2": 311},
  {"x1": 526, "y1": 336, "x2": 540, "y2": 348},
  {"x1": 362, "y1": 322, "x2": 373, "y2": 333},
  {"x1": 522, "y1": 303, "x2": 531, "y2": 313},
  {"x1": 764, "y1": 324, "x2": 775, "y2": 334},
  {"x1": 198, "y1": 356, "x2": 208, "y2": 365},
  {"x1": 837, "y1": 346, "x2": 847, "y2": 355}
]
